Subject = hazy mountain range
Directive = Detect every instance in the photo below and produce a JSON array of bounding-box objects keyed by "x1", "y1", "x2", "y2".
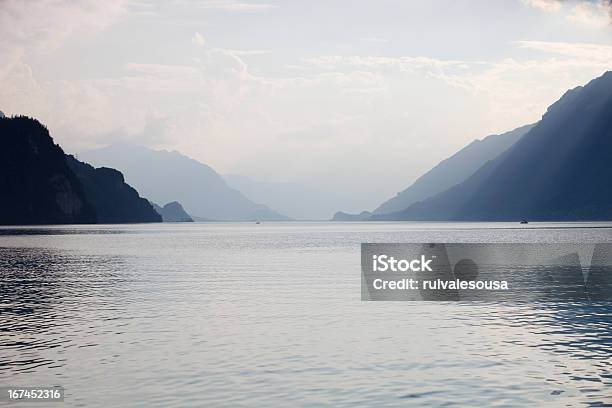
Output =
[
  {"x1": 373, "y1": 123, "x2": 535, "y2": 215},
  {"x1": 375, "y1": 71, "x2": 612, "y2": 221},
  {"x1": 80, "y1": 145, "x2": 290, "y2": 221},
  {"x1": 224, "y1": 174, "x2": 350, "y2": 220},
  {"x1": 3, "y1": 70, "x2": 612, "y2": 225}
]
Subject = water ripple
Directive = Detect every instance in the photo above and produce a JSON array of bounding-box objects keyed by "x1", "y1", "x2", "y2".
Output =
[{"x1": 0, "y1": 223, "x2": 611, "y2": 407}]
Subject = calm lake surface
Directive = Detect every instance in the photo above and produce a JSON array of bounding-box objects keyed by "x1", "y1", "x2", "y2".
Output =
[{"x1": 1, "y1": 222, "x2": 611, "y2": 407}]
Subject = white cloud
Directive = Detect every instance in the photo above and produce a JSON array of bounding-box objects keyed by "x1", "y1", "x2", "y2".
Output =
[
  {"x1": 297, "y1": 40, "x2": 612, "y2": 142},
  {"x1": 568, "y1": 2, "x2": 610, "y2": 26},
  {"x1": 4, "y1": 28, "x2": 610, "y2": 180},
  {"x1": 522, "y1": 0, "x2": 611, "y2": 26},
  {"x1": 0, "y1": 0, "x2": 129, "y2": 137},
  {"x1": 192, "y1": 31, "x2": 206, "y2": 47},
  {"x1": 515, "y1": 40, "x2": 612, "y2": 61},
  {"x1": 522, "y1": 0, "x2": 562, "y2": 12},
  {"x1": 301, "y1": 56, "x2": 473, "y2": 74},
  {"x1": 0, "y1": 0, "x2": 127, "y2": 88},
  {"x1": 1, "y1": 1, "x2": 612, "y2": 209},
  {"x1": 197, "y1": 0, "x2": 275, "y2": 11}
]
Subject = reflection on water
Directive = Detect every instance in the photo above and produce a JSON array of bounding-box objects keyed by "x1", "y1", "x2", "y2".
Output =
[
  {"x1": 482, "y1": 303, "x2": 612, "y2": 401},
  {"x1": 0, "y1": 222, "x2": 611, "y2": 407},
  {"x1": 0, "y1": 248, "x2": 130, "y2": 376}
]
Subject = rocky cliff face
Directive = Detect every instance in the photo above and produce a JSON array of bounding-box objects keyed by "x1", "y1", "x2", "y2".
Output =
[
  {"x1": 151, "y1": 201, "x2": 193, "y2": 222},
  {"x1": 0, "y1": 116, "x2": 96, "y2": 225},
  {"x1": 0, "y1": 115, "x2": 163, "y2": 225},
  {"x1": 67, "y1": 156, "x2": 162, "y2": 223}
]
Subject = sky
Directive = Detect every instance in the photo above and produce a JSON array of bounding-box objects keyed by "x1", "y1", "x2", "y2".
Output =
[{"x1": 1, "y1": 0, "x2": 612, "y2": 212}]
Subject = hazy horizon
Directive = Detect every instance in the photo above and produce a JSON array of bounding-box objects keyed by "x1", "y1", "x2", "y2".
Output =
[{"x1": 2, "y1": 0, "x2": 612, "y2": 213}]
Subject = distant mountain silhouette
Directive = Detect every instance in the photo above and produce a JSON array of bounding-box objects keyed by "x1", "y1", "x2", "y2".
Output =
[
  {"x1": 190, "y1": 215, "x2": 215, "y2": 222},
  {"x1": 374, "y1": 124, "x2": 534, "y2": 215},
  {"x1": 381, "y1": 71, "x2": 612, "y2": 221},
  {"x1": 331, "y1": 211, "x2": 372, "y2": 221},
  {"x1": 0, "y1": 116, "x2": 96, "y2": 225},
  {"x1": 224, "y1": 174, "x2": 349, "y2": 220},
  {"x1": 67, "y1": 156, "x2": 161, "y2": 223},
  {"x1": 80, "y1": 144, "x2": 290, "y2": 221},
  {"x1": 151, "y1": 201, "x2": 193, "y2": 222}
]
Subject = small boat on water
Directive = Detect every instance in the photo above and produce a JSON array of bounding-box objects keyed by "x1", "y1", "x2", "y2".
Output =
[
  {"x1": 255, "y1": 221, "x2": 261, "y2": 224},
  {"x1": 520, "y1": 220, "x2": 528, "y2": 224}
]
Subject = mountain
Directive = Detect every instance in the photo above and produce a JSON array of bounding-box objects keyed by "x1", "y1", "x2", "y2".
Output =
[
  {"x1": 373, "y1": 123, "x2": 534, "y2": 215},
  {"x1": 79, "y1": 144, "x2": 290, "y2": 221},
  {"x1": 0, "y1": 115, "x2": 97, "y2": 225},
  {"x1": 224, "y1": 174, "x2": 349, "y2": 220},
  {"x1": 151, "y1": 201, "x2": 193, "y2": 222},
  {"x1": 331, "y1": 211, "x2": 372, "y2": 221},
  {"x1": 67, "y1": 156, "x2": 161, "y2": 223},
  {"x1": 383, "y1": 71, "x2": 612, "y2": 221}
]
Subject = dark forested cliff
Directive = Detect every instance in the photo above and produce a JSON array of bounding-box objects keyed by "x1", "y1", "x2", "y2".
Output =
[
  {"x1": 0, "y1": 116, "x2": 96, "y2": 225},
  {"x1": 67, "y1": 156, "x2": 161, "y2": 223},
  {"x1": 0, "y1": 115, "x2": 161, "y2": 225}
]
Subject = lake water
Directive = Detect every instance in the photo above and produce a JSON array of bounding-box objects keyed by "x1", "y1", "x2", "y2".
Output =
[{"x1": 1, "y1": 222, "x2": 611, "y2": 407}]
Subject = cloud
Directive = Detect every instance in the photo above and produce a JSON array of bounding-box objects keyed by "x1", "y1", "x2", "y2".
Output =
[
  {"x1": 522, "y1": 0, "x2": 612, "y2": 24},
  {"x1": 0, "y1": 0, "x2": 127, "y2": 79},
  {"x1": 296, "y1": 39, "x2": 612, "y2": 142},
  {"x1": 1, "y1": 0, "x2": 611, "y2": 202},
  {"x1": 5, "y1": 25, "x2": 610, "y2": 172},
  {"x1": 192, "y1": 31, "x2": 206, "y2": 47},
  {"x1": 522, "y1": 0, "x2": 563, "y2": 12},
  {"x1": 568, "y1": 2, "x2": 610, "y2": 26},
  {"x1": 515, "y1": 40, "x2": 612, "y2": 61},
  {"x1": 301, "y1": 55, "x2": 473, "y2": 74},
  {"x1": 83, "y1": 114, "x2": 172, "y2": 148},
  {"x1": 196, "y1": 0, "x2": 275, "y2": 11}
]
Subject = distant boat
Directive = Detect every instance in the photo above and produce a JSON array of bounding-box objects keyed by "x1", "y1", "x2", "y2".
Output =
[
  {"x1": 520, "y1": 220, "x2": 528, "y2": 224},
  {"x1": 255, "y1": 221, "x2": 260, "y2": 224}
]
